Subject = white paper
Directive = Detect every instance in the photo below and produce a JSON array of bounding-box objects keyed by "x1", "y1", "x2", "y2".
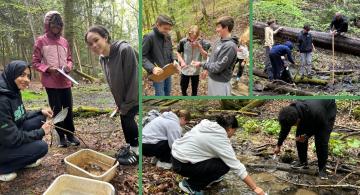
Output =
[{"x1": 56, "y1": 68, "x2": 79, "y2": 85}]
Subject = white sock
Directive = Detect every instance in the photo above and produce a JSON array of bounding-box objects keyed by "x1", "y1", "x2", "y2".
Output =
[{"x1": 130, "y1": 146, "x2": 139, "y2": 156}]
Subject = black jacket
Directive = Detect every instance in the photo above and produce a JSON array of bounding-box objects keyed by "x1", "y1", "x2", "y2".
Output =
[
  {"x1": 330, "y1": 16, "x2": 348, "y2": 31},
  {"x1": 297, "y1": 31, "x2": 313, "y2": 53},
  {"x1": 142, "y1": 27, "x2": 174, "y2": 73},
  {"x1": 277, "y1": 100, "x2": 336, "y2": 146},
  {"x1": 0, "y1": 62, "x2": 44, "y2": 149}
]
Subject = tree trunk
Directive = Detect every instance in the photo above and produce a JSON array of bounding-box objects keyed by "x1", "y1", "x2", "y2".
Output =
[
  {"x1": 63, "y1": 0, "x2": 75, "y2": 60},
  {"x1": 253, "y1": 21, "x2": 360, "y2": 56}
]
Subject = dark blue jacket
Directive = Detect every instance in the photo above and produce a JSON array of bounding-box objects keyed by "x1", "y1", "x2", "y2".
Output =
[
  {"x1": 297, "y1": 31, "x2": 313, "y2": 53},
  {"x1": 269, "y1": 42, "x2": 295, "y2": 64}
]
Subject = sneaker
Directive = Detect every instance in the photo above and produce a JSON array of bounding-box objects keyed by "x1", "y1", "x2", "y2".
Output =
[
  {"x1": 156, "y1": 161, "x2": 172, "y2": 170},
  {"x1": 25, "y1": 158, "x2": 42, "y2": 168},
  {"x1": 291, "y1": 161, "x2": 309, "y2": 169},
  {"x1": 58, "y1": 136, "x2": 68, "y2": 148},
  {"x1": 0, "y1": 172, "x2": 17, "y2": 182},
  {"x1": 319, "y1": 169, "x2": 329, "y2": 180},
  {"x1": 67, "y1": 135, "x2": 80, "y2": 146},
  {"x1": 179, "y1": 179, "x2": 204, "y2": 195},
  {"x1": 116, "y1": 146, "x2": 138, "y2": 165},
  {"x1": 207, "y1": 176, "x2": 224, "y2": 187},
  {"x1": 150, "y1": 157, "x2": 158, "y2": 165},
  {"x1": 116, "y1": 145, "x2": 131, "y2": 158}
]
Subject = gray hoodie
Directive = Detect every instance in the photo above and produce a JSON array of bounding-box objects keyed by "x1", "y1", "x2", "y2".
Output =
[
  {"x1": 202, "y1": 36, "x2": 239, "y2": 82},
  {"x1": 100, "y1": 41, "x2": 138, "y2": 115},
  {"x1": 142, "y1": 112, "x2": 182, "y2": 148},
  {"x1": 172, "y1": 119, "x2": 248, "y2": 180}
]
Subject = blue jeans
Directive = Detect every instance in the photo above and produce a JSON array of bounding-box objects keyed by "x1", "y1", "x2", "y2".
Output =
[{"x1": 153, "y1": 76, "x2": 171, "y2": 96}]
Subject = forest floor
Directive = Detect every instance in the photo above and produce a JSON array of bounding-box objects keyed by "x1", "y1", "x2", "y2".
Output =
[
  {"x1": 142, "y1": 100, "x2": 360, "y2": 195},
  {"x1": 0, "y1": 82, "x2": 138, "y2": 195}
]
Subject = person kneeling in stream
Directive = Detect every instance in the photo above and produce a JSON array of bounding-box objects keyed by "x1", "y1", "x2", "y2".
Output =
[
  {"x1": 274, "y1": 100, "x2": 337, "y2": 180},
  {"x1": 171, "y1": 115, "x2": 265, "y2": 195},
  {"x1": 0, "y1": 61, "x2": 52, "y2": 182},
  {"x1": 142, "y1": 110, "x2": 190, "y2": 169}
]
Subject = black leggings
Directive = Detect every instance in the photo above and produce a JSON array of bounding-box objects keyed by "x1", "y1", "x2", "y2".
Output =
[
  {"x1": 172, "y1": 157, "x2": 230, "y2": 191},
  {"x1": 120, "y1": 106, "x2": 139, "y2": 147},
  {"x1": 180, "y1": 74, "x2": 200, "y2": 96},
  {"x1": 0, "y1": 113, "x2": 48, "y2": 174},
  {"x1": 143, "y1": 140, "x2": 171, "y2": 162},
  {"x1": 296, "y1": 128, "x2": 332, "y2": 171},
  {"x1": 45, "y1": 88, "x2": 75, "y2": 138}
]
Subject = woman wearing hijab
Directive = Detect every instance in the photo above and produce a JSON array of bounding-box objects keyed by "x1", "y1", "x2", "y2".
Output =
[{"x1": 0, "y1": 61, "x2": 52, "y2": 182}]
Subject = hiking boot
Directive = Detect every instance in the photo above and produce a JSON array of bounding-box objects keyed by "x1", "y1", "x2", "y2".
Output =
[
  {"x1": 207, "y1": 176, "x2": 224, "y2": 187},
  {"x1": 25, "y1": 158, "x2": 43, "y2": 168},
  {"x1": 0, "y1": 172, "x2": 17, "y2": 182},
  {"x1": 116, "y1": 145, "x2": 138, "y2": 165},
  {"x1": 156, "y1": 161, "x2": 172, "y2": 170},
  {"x1": 58, "y1": 135, "x2": 68, "y2": 148},
  {"x1": 319, "y1": 169, "x2": 329, "y2": 180},
  {"x1": 291, "y1": 161, "x2": 309, "y2": 169},
  {"x1": 179, "y1": 179, "x2": 204, "y2": 195},
  {"x1": 67, "y1": 135, "x2": 80, "y2": 146}
]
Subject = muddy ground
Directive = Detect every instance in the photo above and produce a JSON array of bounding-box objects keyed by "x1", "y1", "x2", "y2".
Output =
[
  {"x1": 0, "y1": 82, "x2": 138, "y2": 195},
  {"x1": 142, "y1": 100, "x2": 360, "y2": 195}
]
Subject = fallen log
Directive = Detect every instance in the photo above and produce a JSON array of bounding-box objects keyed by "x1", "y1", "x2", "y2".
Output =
[
  {"x1": 220, "y1": 100, "x2": 252, "y2": 110},
  {"x1": 253, "y1": 68, "x2": 329, "y2": 85},
  {"x1": 253, "y1": 21, "x2": 360, "y2": 56},
  {"x1": 73, "y1": 106, "x2": 113, "y2": 117},
  {"x1": 265, "y1": 82, "x2": 315, "y2": 96},
  {"x1": 316, "y1": 70, "x2": 356, "y2": 75},
  {"x1": 240, "y1": 99, "x2": 266, "y2": 112},
  {"x1": 245, "y1": 163, "x2": 317, "y2": 175},
  {"x1": 208, "y1": 109, "x2": 259, "y2": 116},
  {"x1": 73, "y1": 69, "x2": 100, "y2": 83}
]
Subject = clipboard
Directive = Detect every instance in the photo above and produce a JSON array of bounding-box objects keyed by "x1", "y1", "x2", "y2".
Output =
[
  {"x1": 56, "y1": 68, "x2": 79, "y2": 85},
  {"x1": 148, "y1": 63, "x2": 178, "y2": 82}
]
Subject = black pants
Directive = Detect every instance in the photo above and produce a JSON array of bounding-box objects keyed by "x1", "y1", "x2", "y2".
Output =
[
  {"x1": 120, "y1": 106, "x2": 139, "y2": 147},
  {"x1": 180, "y1": 74, "x2": 200, "y2": 96},
  {"x1": 296, "y1": 128, "x2": 332, "y2": 171},
  {"x1": 236, "y1": 59, "x2": 244, "y2": 78},
  {"x1": 172, "y1": 157, "x2": 230, "y2": 191},
  {"x1": 336, "y1": 22, "x2": 348, "y2": 34},
  {"x1": 264, "y1": 46, "x2": 273, "y2": 80},
  {"x1": 45, "y1": 88, "x2": 75, "y2": 138},
  {"x1": 0, "y1": 113, "x2": 48, "y2": 174},
  {"x1": 143, "y1": 140, "x2": 171, "y2": 162}
]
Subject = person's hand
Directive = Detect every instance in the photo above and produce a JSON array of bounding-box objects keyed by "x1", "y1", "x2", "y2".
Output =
[
  {"x1": 152, "y1": 67, "x2": 164, "y2": 75},
  {"x1": 200, "y1": 70, "x2": 208, "y2": 80},
  {"x1": 237, "y1": 47, "x2": 243, "y2": 52},
  {"x1": 254, "y1": 187, "x2": 265, "y2": 195},
  {"x1": 46, "y1": 66, "x2": 58, "y2": 74},
  {"x1": 274, "y1": 145, "x2": 281, "y2": 154},
  {"x1": 63, "y1": 66, "x2": 71, "y2": 73},
  {"x1": 180, "y1": 61, "x2": 187, "y2": 68},
  {"x1": 191, "y1": 61, "x2": 202, "y2": 67},
  {"x1": 41, "y1": 121, "x2": 52, "y2": 135},
  {"x1": 41, "y1": 108, "x2": 53, "y2": 118},
  {"x1": 296, "y1": 135, "x2": 307, "y2": 143}
]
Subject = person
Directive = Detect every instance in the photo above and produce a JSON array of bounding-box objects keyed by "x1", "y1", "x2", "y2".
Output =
[
  {"x1": 0, "y1": 61, "x2": 52, "y2": 182},
  {"x1": 32, "y1": 11, "x2": 79, "y2": 147},
  {"x1": 192, "y1": 16, "x2": 239, "y2": 96},
  {"x1": 171, "y1": 115, "x2": 265, "y2": 195},
  {"x1": 274, "y1": 100, "x2": 337, "y2": 180},
  {"x1": 234, "y1": 28, "x2": 249, "y2": 81},
  {"x1": 269, "y1": 41, "x2": 295, "y2": 82},
  {"x1": 143, "y1": 15, "x2": 174, "y2": 96},
  {"x1": 85, "y1": 25, "x2": 139, "y2": 165},
  {"x1": 142, "y1": 110, "x2": 190, "y2": 169},
  {"x1": 330, "y1": 12, "x2": 348, "y2": 36},
  {"x1": 264, "y1": 20, "x2": 283, "y2": 80},
  {"x1": 176, "y1": 25, "x2": 210, "y2": 96},
  {"x1": 297, "y1": 24, "x2": 316, "y2": 78}
]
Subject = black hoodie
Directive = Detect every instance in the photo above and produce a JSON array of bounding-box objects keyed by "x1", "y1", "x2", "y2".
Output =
[
  {"x1": 277, "y1": 100, "x2": 337, "y2": 146},
  {"x1": 142, "y1": 27, "x2": 174, "y2": 73},
  {"x1": 0, "y1": 61, "x2": 44, "y2": 149},
  {"x1": 202, "y1": 36, "x2": 239, "y2": 82}
]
